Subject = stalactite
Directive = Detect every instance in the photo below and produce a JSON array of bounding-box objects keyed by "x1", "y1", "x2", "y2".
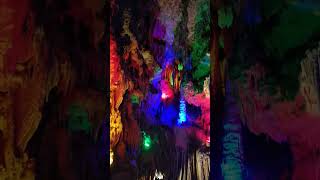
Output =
[
  {"x1": 142, "y1": 49, "x2": 159, "y2": 77},
  {"x1": 196, "y1": 151, "x2": 202, "y2": 179},
  {"x1": 299, "y1": 42, "x2": 320, "y2": 115},
  {"x1": 174, "y1": 149, "x2": 210, "y2": 180}
]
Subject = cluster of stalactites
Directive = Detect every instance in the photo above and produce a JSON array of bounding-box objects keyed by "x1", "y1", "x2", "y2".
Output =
[
  {"x1": 177, "y1": 150, "x2": 210, "y2": 180},
  {"x1": 187, "y1": 0, "x2": 201, "y2": 44},
  {"x1": 121, "y1": 9, "x2": 159, "y2": 92},
  {"x1": 157, "y1": 0, "x2": 182, "y2": 45}
]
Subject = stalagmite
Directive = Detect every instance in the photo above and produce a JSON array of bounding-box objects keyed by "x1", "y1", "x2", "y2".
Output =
[{"x1": 221, "y1": 81, "x2": 244, "y2": 180}]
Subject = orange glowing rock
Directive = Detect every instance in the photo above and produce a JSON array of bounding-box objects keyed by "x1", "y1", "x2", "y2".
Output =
[{"x1": 110, "y1": 36, "x2": 126, "y2": 148}]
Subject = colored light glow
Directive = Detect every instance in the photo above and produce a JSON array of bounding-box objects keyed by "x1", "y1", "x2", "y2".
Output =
[
  {"x1": 143, "y1": 132, "x2": 152, "y2": 150},
  {"x1": 170, "y1": 74, "x2": 174, "y2": 86},
  {"x1": 164, "y1": 44, "x2": 175, "y2": 66},
  {"x1": 67, "y1": 104, "x2": 91, "y2": 134},
  {"x1": 160, "y1": 80, "x2": 174, "y2": 101},
  {"x1": 178, "y1": 98, "x2": 186, "y2": 124},
  {"x1": 161, "y1": 92, "x2": 169, "y2": 100},
  {"x1": 205, "y1": 138, "x2": 210, "y2": 147},
  {"x1": 110, "y1": 150, "x2": 114, "y2": 165},
  {"x1": 178, "y1": 63, "x2": 183, "y2": 71},
  {"x1": 131, "y1": 95, "x2": 139, "y2": 104},
  {"x1": 154, "y1": 169, "x2": 164, "y2": 180}
]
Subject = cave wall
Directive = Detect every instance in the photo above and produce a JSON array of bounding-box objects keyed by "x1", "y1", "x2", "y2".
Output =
[{"x1": 0, "y1": 0, "x2": 107, "y2": 179}]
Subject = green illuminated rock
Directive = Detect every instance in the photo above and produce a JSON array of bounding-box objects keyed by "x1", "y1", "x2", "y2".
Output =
[
  {"x1": 178, "y1": 63, "x2": 183, "y2": 71},
  {"x1": 218, "y1": 7, "x2": 233, "y2": 29},
  {"x1": 193, "y1": 56, "x2": 210, "y2": 80},
  {"x1": 67, "y1": 104, "x2": 91, "y2": 134},
  {"x1": 131, "y1": 95, "x2": 140, "y2": 104},
  {"x1": 142, "y1": 131, "x2": 152, "y2": 151},
  {"x1": 191, "y1": 0, "x2": 210, "y2": 67}
]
